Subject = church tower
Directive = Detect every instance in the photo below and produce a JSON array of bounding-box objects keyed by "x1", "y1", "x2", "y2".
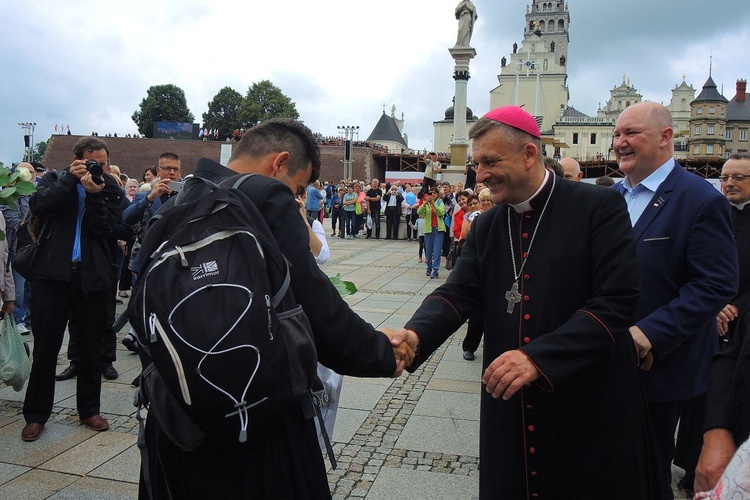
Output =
[{"x1": 489, "y1": 1, "x2": 571, "y2": 133}]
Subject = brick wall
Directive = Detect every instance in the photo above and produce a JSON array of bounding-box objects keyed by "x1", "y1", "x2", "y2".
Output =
[{"x1": 43, "y1": 135, "x2": 377, "y2": 183}]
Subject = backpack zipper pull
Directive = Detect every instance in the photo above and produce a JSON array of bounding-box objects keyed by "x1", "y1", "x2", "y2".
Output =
[
  {"x1": 148, "y1": 313, "x2": 158, "y2": 343},
  {"x1": 175, "y1": 246, "x2": 188, "y2": 268}
]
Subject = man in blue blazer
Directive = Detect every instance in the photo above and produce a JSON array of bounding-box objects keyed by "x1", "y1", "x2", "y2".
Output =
[{"x1": 613, "y1": 102, "x2": 738, "y2": 499}]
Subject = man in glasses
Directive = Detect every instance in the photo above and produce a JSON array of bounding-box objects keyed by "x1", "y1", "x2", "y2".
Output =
[
  {"x1": 696, "y1": 153, "x2": 750, "y2": 493},
  {"x1": 122, "y1": 152, "x2": 182, "y2": 227}
]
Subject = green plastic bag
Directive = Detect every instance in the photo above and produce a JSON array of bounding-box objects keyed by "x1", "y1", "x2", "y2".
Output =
[{"x1": 0, "y1": 315, "x2": 31, "y2": 391}]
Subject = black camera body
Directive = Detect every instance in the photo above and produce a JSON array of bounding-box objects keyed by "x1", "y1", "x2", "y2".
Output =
[{"x1": 84, "y1": 160, "x2": 105, "y2": 185}]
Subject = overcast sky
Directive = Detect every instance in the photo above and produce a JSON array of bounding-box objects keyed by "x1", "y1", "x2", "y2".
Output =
[{"x1": 2, "y1": 0, "x2": 749, "y2": 166}]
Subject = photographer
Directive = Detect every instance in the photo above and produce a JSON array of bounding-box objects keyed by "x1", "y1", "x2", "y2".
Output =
[
  {"x1": 422, "y1": 152, "x2": 441, "y2": 192},
  {"x1": 21, "y1": 137, "x2": 124, "y2": 442}
]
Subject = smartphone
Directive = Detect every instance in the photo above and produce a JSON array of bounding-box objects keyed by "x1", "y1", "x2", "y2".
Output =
[{"x1": 168, "y1": 181, "x2": 185, "y2": 192}]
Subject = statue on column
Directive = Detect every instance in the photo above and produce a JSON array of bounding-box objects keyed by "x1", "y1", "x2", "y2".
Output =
[
  {"x1": 513, "y1": 42, "x2": 518, "y2": 54},
  {"x1": 454, "y1": 0, "x2": 478, "y2": 47}
]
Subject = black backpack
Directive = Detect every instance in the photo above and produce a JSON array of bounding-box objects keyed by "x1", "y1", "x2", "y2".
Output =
[{"x1": 127, "y1": 175, "x2": 320, "y2": 452}]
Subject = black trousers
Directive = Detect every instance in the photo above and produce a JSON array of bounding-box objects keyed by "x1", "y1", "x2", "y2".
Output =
[
  {"x1": 67, "y1": 280, "x2": 118, "y2": 365},
  {"x1": 385, "y1": 207, "x2": 400, "y2": 239},
  {"x1": 674, "y1": 392, "x2": 708, "y2": 483},
  {"x1": 462, "y1": 310, "x2": 484, "y2": 353},
  {"x1": 330, "y1": 209, "x2": 342, "y2": 234},
  {"x1": 648, "y1": 400, "x2": 682, "y2": 500},
  {"x1": 23, "y1": 272, "x2": 109, "y2": 423},
  {"x1": 369, "y1": 207, "x2": 381, "y2": 237}
]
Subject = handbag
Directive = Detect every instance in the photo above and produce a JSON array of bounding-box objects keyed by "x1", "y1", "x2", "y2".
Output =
[
  {"x1": 445, "y1": 241, "x2": 458, "y2": 271},
  {"x1": 13, "y1": 209, "x2": 49, "y2": 280},
  {"x1": 0, "y1": 315, "x2": 31, "y2": 391},
  {"x1": 355, "y1": 200, "x2": 362, "y2": 215}
]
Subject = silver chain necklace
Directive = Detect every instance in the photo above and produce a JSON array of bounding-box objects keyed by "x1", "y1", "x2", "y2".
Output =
[{"x1": 504, "y1": 173, "x2": 556, "y2": 314}]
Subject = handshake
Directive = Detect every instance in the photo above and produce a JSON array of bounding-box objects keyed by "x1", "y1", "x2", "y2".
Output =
[{"x1": 381, "y1": 328, "x2": 420, "y2": 377}]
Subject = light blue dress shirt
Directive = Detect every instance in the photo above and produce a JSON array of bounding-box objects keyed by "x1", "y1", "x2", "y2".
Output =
[{"x1": 620, "y1": 159, "x2": 674, "y2": 226}]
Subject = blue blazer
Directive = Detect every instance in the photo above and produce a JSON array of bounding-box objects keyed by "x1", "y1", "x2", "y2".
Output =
[{"x1": 615, "y1": 162, "x2": 738, "y2": 402}]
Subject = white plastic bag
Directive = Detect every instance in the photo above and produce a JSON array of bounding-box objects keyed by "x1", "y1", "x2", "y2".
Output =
[
  {"x1": 313, "y1": 363, "x2": 344, "y2": 453},
  {"x1": 366, "y1": 214, "x2": 373, "y2": 229},
  {"x1": 0, "y1": 315, "x2": 31, "y2": 391}
]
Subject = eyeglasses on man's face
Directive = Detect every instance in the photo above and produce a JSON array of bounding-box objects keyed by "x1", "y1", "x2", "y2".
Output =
[
  {"x1": 159, "y1": 166, "x2": 181, "y2": 172},
  {"x1": 719, "y1": 174, "x2": 749, "y2": 183}
]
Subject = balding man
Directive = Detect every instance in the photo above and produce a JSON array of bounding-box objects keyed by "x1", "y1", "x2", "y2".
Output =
[
  {"x1": 613, "y1": 102, "x2": 737, "y2": 499},
  {"x1": 560, "y1": 157, "x2": 582, "y2": 182},
  {"x1": 695, "y1": 153, "x2": 750, "y2": 493}
]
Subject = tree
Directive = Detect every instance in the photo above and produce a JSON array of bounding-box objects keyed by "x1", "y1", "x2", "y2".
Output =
[
  {"x1": 132, "y1": 84, "x2": 195, "y2": 138},
  {"x1": 202, "y1": 87, "x2": 243, "y2": 141},
  {"x1": 239, "y1": 80, "x2": 299, "y2": 128},
  {"x1": 32, "y1": 139, "x2": 47, "y2": 162}
]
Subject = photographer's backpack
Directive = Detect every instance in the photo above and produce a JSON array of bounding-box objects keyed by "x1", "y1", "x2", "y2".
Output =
[{"x1": 127, "y1": 175, "x2": 336, "y2": 483}]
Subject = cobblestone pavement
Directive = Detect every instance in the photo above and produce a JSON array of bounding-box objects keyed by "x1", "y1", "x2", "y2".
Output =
[{"x1": 0, "y1": 236, "x2": 693, "y2": 499}]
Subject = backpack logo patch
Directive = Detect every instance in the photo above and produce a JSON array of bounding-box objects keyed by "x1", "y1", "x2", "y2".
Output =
[{"x1": 191, "y1": 261, "x2": 220, "y2": 280}]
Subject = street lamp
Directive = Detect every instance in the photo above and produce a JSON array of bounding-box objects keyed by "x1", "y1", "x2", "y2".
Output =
[
  {"x1": 337, "y1": 126, "x2": 359, "y2": 180},
  {"x1": 18, "y1": 122, "x2": 37, "y2": 162}
]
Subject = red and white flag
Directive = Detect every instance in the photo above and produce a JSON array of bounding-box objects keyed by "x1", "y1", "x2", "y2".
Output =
[{"x1": 54, "y1": 124, "x2": 58, "y2": 132}]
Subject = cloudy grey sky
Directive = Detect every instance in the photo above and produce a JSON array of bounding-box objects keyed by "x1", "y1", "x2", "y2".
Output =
[{"x1": 2, "y1": 0, "x2": 749, "y2": 165}]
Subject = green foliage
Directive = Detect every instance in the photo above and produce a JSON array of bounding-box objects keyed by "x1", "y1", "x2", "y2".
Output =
[
  {"x1": 0, "y1": 166, "x2": 36, "y2": 238},
  {"x1": 330, "y1": 274, "x2": 357, "y2": 296},
  {"x1": 239, "y1": 80, "x2": 299, "y2": 128},
  {"x1": 132, "y1": 84, "x2": 195, "y2": 138},
  {"x1": 32, "y1": 140, "x2": 47, "y2": 162},
  {"x1": 202, "y1": 87, "x2": 243, "y2": 141}
]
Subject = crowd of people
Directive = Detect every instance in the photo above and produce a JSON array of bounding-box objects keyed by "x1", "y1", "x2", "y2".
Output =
[{"x1": 3, "y1": 106, "x2": 750, "y2": 499}]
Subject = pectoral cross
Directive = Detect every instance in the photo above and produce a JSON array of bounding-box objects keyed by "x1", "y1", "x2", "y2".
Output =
[{"x1": 505, "y1": 281, "x2": 521, "y2": 314}]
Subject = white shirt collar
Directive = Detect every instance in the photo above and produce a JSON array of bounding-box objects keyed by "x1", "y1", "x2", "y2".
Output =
[
  {"x1": 510, "y1": 169, "x2": 550, "y2": 213},
  {"x1": 732, "y1": 200, "x2": 750, "y2": 210}
]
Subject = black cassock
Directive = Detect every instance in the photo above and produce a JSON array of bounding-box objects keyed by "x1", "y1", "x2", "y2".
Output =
[
  {"x1": 405, "y1": 177, "x2": 656, "y2": 499},
  {"x1": 705, "y1": 205, "x2": 750, "y2": 444}
]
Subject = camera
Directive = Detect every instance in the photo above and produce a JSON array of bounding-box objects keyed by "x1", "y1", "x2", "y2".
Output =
[{"x1": 85, "y1": 160, "x2": 105, "y2": 185}]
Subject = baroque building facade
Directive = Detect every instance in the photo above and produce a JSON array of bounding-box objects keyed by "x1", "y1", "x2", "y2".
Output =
[{"x1": 488, "y1": 1, "x2": 571, "y2": 133}]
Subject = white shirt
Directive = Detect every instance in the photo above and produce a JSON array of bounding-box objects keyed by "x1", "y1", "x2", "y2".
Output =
[{"x1": 311, "y1": 219, "x2": 330, "y2": 265}]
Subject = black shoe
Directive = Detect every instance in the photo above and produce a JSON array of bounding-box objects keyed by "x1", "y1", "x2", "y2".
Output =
[
  {"x1": 677, "y1": 477, "x2": 694, "y2": 496},
  {"x1": 122, "y1": 334, "x2": 139, "y2": 354},
  {"x1": 55, "y1": 364, "x2": 79, "y2": 381},
  {"x1": 463, "y1": 350, "x2": 475, "y2": 361},
  {"x1": 102, "y1": 364, "x2": 119, "y2": 380}
]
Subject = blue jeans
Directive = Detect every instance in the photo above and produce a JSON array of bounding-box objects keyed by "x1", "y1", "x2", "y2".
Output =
[
  {"x1": 12, "y1": 268, "x2": 27, "y2": 325},
  {"x1": 344, "y1": 210, "x2": 356, "y2": 236},
  {"x1": 424, "y1": 229, "x2": 444, "y2": 274}
]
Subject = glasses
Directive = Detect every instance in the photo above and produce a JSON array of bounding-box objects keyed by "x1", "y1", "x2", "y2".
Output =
[
  {"x1": 159, "y1": 166, "x2": 181, "y2": 172},
  {"x1": 719, "y1": 174, "x2": 749, "y2": 183}
]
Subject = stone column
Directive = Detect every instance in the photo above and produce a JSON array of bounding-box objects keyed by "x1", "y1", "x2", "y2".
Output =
[{"x1": 446, "y1": 46, "x2": 477, "y2": 186}]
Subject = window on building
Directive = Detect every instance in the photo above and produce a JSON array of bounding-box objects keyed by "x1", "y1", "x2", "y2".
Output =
[
  {"x1": 694, "y1": 146, "x2": 700, "y2": 154},
  {"x1": 727, "y1": 130, "x2": 733, "y2": 140},
  {"x1": 741, "y1": 130, "x2": 748, "y2": 141},
  {"x1": 695, "y1": 126, "x2": 701, "y2": 135},
  {"x1": 590, "y1": 133, "x2": 597, "y2": 145},
  {"x1": 709, "y1": 106, "x2": 715, "y2": 114},
  {"x1": 558, "y1": 19, "x2": 564, "y2": 30},
  {"x1": 707, "y1": 145, "x2": 714, "y2": 154},
  {"x1": 697, "y1": 107, "x2": 703, "y2": 115},
  {"x1": 572, "y1": 133, "x2": 579, "y2": 145},
  {"x1": 721, "y1": 108, "x2": 725, "y2": 115},
  {"x1": 707, "y1": 124, "x2": 714, "y2": 135}
]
